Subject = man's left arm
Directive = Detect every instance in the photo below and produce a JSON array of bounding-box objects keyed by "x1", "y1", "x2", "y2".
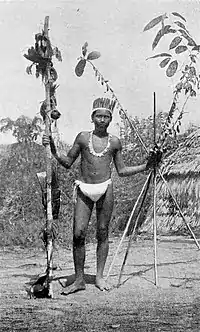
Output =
[{"x1": 113, "y1": 138, "x2": 147, "y2": 177}]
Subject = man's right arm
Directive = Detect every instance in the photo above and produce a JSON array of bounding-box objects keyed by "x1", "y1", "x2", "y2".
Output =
[{"x1": 43, "y1": 133, "x2": 82, "y2": 169}]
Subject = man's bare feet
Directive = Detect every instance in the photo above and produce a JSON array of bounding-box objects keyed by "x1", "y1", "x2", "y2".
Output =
[
  {"x1": 60, "y1": 279, "x2": 86, "y2": 296},
  {"x1": 95, "y1": 277, "x2": 110, "y2": 291}
]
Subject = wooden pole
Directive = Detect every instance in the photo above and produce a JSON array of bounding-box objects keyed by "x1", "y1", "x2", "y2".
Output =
[
  {"x1": 117, "y1": 171, "x2": 153, "y2": 286},
  {"x1": 106, "y1": 171, "x2": 153, "y2": 280},
  {"x1": 43, "y1": 16, "x2": 54, "y2": 298},
  {"x1": 153, "y1": 92, "x2": 158, "y2": 286}
]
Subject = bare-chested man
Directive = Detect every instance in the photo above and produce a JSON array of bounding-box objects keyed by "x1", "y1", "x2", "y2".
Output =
[{"x1": 43, "y1": 97, "x2": 155, "y2": 295}]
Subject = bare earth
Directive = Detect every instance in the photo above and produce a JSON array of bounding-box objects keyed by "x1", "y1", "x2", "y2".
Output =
[{"x1": 1, "y1": 236, "x2": 200, "y2": 332}]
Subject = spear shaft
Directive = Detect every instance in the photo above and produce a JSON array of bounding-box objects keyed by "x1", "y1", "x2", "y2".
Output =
[{"x1": 153, "y1": 92, "x2": 158, "y2": 286}]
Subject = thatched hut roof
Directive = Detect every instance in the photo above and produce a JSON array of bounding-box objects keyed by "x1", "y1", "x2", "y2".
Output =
[
  {"x1": 162, "y1": 129, "x2": 200, "y2": 177},
  {"x1": 141, "y1": 128, "x2": 200, "y2": 234}
]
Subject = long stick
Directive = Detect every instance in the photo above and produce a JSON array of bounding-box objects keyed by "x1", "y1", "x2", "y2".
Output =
[
  {"x1": 106, "y1": 171, "x2": 153, "y2": 280},
  {"x1": 153, "y1": 92, "x2": 158, "y2": 286},
  {"x1": 153, "y1": 169, "x2": 158, "y2": 285},
  {"x1": 117, "y1": 171, "x2": 153, "y2": 286},
  {"x1": 44, "y1": 16, "x2": 54, "y2": 298},
  {"x1": 88, "y1": 60, "x2": 148, "y2": 154},
  {"x1": 158, "y1": 169, "x2": 200, "y2": 250}
]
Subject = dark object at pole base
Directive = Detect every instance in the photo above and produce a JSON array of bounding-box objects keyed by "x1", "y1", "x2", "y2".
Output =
[{"x1": 30, "y1": 275, "x2": 53, "y2": 299}]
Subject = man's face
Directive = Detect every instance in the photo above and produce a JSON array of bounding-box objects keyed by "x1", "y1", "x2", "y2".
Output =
[{"x1": 92, "y1": 109, "x2": 112, "y2": 129}]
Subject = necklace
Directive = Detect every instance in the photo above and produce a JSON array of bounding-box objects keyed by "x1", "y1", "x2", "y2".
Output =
[{"x1": 88, "y1": 131, "x2": 112, "y2": 157}]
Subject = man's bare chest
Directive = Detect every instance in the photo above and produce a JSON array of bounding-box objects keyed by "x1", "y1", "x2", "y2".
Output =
[{"x1": 88, "y1": 131, "x2": 112, "y2": 157}]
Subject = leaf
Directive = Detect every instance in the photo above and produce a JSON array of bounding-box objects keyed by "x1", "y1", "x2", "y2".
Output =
[
  {"x1": 175, "y1": 45, "x2": 188, "y2": 54},
  {"x1": 169, "y1": 36, "x2": 182, "y2": 50},
  {"x1": 82, "y1": 42, "x2": 88, "y2": 57},
  {"x1": 166, "y1": 60, "x2": 178, "y2": 77},
  {"x1": 178, "y1": 29, "x2": 196, "y2": 46},
  {"x1": 152, "y1": 29, "x2": 163, "y2": 50},
  {"x1": 192, "y1": 45, "x2": 200, "y2": 51},
  {"x1": 168, "y1": 101, "x2": 176, "y2": 117},
  {"x1": 26, "y1": 64, "x2": 33, "y2": 75},
  {"x1": 174, "y1": 21, "x2": 188, "y2": 31},
  {"x1": 152, "y1": 25, "x2": 174, "y2": 50},
  {"x1": 143, "y1": 14, "x2": 167, "y2": 31},
  {"x1": 87, "y1": 51, "x2": 101, "y2": 60},
  {"x1": 172, "y1": 12, "x2": 186, "y2": 22},
  {"x1": 175, "y1": 82, "x2": 183, "y2": 92},
  {"x1": 53, "y1": 47, "x2": 62, "y2": 61},
  {"x1": 176, "y1": 125, "x2": 180, "y2": 133},
  {"x1": 50, "y1": 67, "x2": 58, "y2": 82},
  {"x1": 159, "y1": 57, "x2": 171, "y2": 68},
  {"x1": 147, "y1": 53, "x2": 172, "y2": 60},
  {"x1": 190, "y1": 55, "x2": 196, "y2": 63},
  {"x1": 187, "y1": 38, "x2": 197, "y2": 47},
  {"x1": 75, "y1": 59, "x2": 86, "y2": 77},
  {"x1": 165, "y1": 28, "x2": 176, "y2": 34},
  {"x1": 178, "y1": 29, "x2": 189, "y2": 39},
  {"x1": 190, "y1": 66, "x2": 196, "y2": 76},
  {"x1": 162, "y1": 24, "x2": 171, "y2": 31}
]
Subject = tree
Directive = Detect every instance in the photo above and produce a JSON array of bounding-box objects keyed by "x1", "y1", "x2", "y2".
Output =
[{"x1": 0, "y1": 115, "x2": 43, "y2": 143}]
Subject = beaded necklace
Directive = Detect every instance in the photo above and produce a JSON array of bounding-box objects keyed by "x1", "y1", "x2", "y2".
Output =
[{"x1": 88, "y1": 131, "x2": 112, "y2": 157}]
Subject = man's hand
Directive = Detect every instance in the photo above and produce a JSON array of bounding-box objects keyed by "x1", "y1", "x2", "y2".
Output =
[
  {"x1": 146, "y1": 144, "x2": 163, "y2": 170},
  {"x1": 42, "y1": 134, "x2": 57, "y2": 155}
]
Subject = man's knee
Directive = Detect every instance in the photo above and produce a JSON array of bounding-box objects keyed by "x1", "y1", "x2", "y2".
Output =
[
  {"x1": 96, "y1": 227, "x2": 108, "y2": 242},
  {"x1": 73, "y1": 230, "x2": 86, "y2": 247}
]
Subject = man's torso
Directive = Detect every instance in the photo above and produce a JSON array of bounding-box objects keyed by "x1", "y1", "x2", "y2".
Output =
[{"x1": 78, "y1": 131, "x2": 118, "y2": 184}]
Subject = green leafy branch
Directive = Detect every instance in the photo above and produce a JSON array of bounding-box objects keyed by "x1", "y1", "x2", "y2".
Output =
[
  {"x1": 144, "y1": 12, "x2": 200, "y2": 144},
  {"x1": 75, "y1": 42, "x2": 146, "y2": 150}
]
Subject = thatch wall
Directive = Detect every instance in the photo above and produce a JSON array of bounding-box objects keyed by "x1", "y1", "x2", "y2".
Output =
[{"x1": 141, "y1": 129, "x2": 200, "y2": 234}]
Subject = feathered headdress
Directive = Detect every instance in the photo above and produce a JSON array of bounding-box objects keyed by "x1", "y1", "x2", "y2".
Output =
[{"x1": 92, "y1": 97, "x2": 116, "y2": 115}]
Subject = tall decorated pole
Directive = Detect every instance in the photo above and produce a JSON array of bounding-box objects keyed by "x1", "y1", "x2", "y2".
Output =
[
  {"x1": 43, "y1": 16, "x2": 54, "y2": 298},
  {"x1": 24, "y1": 16, "x2": 62, "y2": 298}
]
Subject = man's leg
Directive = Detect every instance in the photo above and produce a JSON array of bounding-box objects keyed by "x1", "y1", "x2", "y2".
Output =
[
  {"x1": 95, "y1": 183, "x2": 114, "y2": 291},
  {"x1": 61, "y1": 188, "x2": 94, "y2": 295}
]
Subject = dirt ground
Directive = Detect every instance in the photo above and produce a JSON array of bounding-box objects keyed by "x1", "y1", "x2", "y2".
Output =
[{"x1": 1, "y1": 235, "x2": 200, "y2": 332}]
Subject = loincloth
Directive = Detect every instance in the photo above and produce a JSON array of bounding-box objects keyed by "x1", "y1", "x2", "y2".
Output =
[{"x1": 73, "y1": 179, "x2": 112, "y2": 203}]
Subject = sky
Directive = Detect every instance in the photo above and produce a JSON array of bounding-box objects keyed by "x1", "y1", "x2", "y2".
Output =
[{"x1": 0, "y1": 0, "x2": 200, "y2": 144}]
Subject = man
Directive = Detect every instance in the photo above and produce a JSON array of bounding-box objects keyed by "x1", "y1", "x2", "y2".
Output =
[{"x1": 42, "y1": 97, "x2": 158, "y2": 295}]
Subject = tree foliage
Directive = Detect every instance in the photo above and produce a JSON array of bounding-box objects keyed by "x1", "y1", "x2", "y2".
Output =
[
  {"x1": 143, "y1": 12, "x2": 200, "y2": 146},
  {"x1": 0, "y1": 137, "x2": 78, "y2": 247},
  {"x1": 0, "y1": 115, "x2": 43, "y2": 143}
]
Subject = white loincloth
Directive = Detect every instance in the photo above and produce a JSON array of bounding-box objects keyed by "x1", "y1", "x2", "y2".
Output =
[{"x1": 73, "y1": 179, "x2": 112, "y2": 203}]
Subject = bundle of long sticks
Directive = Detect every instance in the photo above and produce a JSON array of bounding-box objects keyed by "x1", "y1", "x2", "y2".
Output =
[{"x1": 106, "y1": 92, "x2": 200, "y2": 287}]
